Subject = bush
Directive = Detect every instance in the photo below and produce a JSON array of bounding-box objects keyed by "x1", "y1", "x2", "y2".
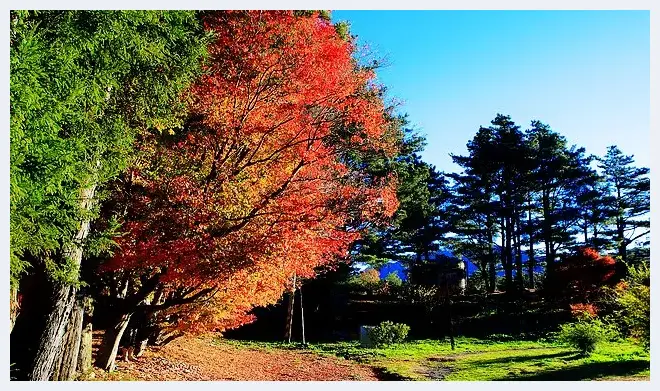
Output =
[
  {"x1": 557, "y1": 318, "x2": 616, "y2": 355},
  {"x1": 384, "y1": 272, "x2": 403, "y2": 287},
  {"x1": 367, "y1": 321, "x2": 410, "y2": 347},
  {"x1": 609, "y1": 262, "x2": 650, "y2": 349},
  {"x1": 348, "y1": 268, "x2": 381, "y2": 293},
  {"x1": 486, "y1": 333, "x2": 516, "y2": 342},
  {"x1": 553, "y1": 247, "x2": 618, "y2": 301}
]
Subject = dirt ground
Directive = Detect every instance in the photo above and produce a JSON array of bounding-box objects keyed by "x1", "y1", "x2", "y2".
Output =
[{"x1": 90, "y1": 336, "x2": 379, "y2": 381}]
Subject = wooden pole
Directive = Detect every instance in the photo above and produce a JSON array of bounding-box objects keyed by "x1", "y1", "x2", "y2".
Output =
[
  {"x1": 299, "y1": 284, "x2": 306, "y2": 345},
  {"x1": 284, "y1": 273, "x2": 296, "y2": 343},
  {"x1": 444, "y1": 273, "x2": 455, "y2": 351}
]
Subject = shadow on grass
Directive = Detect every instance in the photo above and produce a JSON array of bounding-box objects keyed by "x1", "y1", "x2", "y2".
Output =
[
  {"x1": 496, "y1": 359, "x2": 650, "y2": 381},
  {"x1": 371, "y1": 366, "x2": 409, "y2": 381},
  {"x1": 471, "y1": 351, "x2": 579, "y2": 366}
]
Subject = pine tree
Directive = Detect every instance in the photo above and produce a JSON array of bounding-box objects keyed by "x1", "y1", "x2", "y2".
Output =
[
  {"x1": 597, "y1": 146, "x2": 650, "y2": 263},
  {"x1": 525, "y1": 121, "x2": 593, "y2": 280}
]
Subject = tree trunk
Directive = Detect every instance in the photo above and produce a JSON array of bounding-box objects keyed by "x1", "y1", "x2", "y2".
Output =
[
  {"x1": 515, "y1": 213, "x2": 524, "y2": 291},
  {"x1": 97, "y1": 312, "x2": 133, "y2": 372},
  {"x1": 30, "y1": 183, "x2": 97, "y2": 381},
  {"x1": 527, "y1": 196, "x2": 535, "y2": 290},
  {"x1": 542, "y1": 189, "x2": 554, "y2": 274},
  {"x1": 134, "y1": 288, "x2": 164, "y2": 357},
  {"x1": 284, "y1": 273, "x2": 296, "y2": 343},
  {"x1": 505, "y1": 216, "x2": 513, "y2": 291},
  {"x1": 583, "y1": 227, "x2": 588, "y2": 246},
  {"x1": 500, "y1": 218, "x2": 506, "y2": 292},
  {"x1": 444, "y1": 279, "x2": 455, "y2": 350},
  {"x1": 593, "y1": 228, "x2": 599, "y2": 251},
  {"x1": 134, "y1": 339, "x2": 149, "y2": 358},
  {"x1": 617, "y1": 217, "x2": 627, "y2": 262},
  {"x1": 53, "y1": 298, "x2": 84, "y2": 381},
  {"x1": 157, "y1": 331, "x2": 184, "y2": 346},
  {"x1": 10, "y1": 287, "x2": 20, "y2": 334},
  {"x1": 487, "y1": 226, "x2": 496, "y2": 293},
  {"x1": 30, "y1": 284, "x2": 78, "y2": 381},
  {"x1": 76, "y1": 297, "x2": 94, "y2": 375}
]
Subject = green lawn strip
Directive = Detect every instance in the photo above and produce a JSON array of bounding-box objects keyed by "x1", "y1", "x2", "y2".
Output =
[
  {"x1": 302, "y1": 338, "x2": 560, "y2": 380},
  {"x1": 439, "y1": 340, "x2": 649, "y2": 381},
  {"x1": 219, "y1": 338, "x2": 649, "y2": 381}
]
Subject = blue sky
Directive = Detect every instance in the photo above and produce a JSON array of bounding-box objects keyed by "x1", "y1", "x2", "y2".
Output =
[{"x1": 331, "y1": 10, "x2": 650, "y2": 174}]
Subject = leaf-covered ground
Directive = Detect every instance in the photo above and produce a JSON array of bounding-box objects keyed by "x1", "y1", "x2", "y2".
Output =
[{"x1": 90, "y1": 335, "x2": 378, "y2": 381}]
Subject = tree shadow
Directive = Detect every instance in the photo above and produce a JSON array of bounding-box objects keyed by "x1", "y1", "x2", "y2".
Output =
[
  {"x1": 495, "y1": 359, "x2": 650, "y2": 381},
  {"x1": 371, "y1": 366, "x2": 408, "y2": 381},
  {"x1": 471, "y1": 351, "x2": 579, "y2": 366}
]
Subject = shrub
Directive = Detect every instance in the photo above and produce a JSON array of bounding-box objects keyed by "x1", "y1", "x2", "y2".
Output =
[
  {"x1": 610, "y1": 262, "x2": 650, "y2": 350},
  {"x1": 367, "y1": 321, "x2": 410, "y2": 347},
  {"x1": 553, "y1": 247, "x2": 618, "y2": 302},
  {"x1": 569, "y1": 303, "x2": 598, "y2": 320},
  {"x1": 557, "y1": 317, "x2": 616, "y2": 355},
  {"x1": 348, "y1": 268, "x2": 381, "y2": 293},
  {"x1": 384, "y1": 272, "x2": 403, "y2": 287},
  {"x1": 486, "y1": 333, "x2": 516, "y2": 342}
]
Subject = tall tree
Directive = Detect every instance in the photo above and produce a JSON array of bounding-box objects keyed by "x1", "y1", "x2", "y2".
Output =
[
  {"x1": 574, "y1": 174, "x2": 616, "y2": 250},
  {"x1": 349, "y1": 119, "x2": 450, "y2": 269},
  {"x1": 449, "y1": 122, "x2": 506, "y2": 292},
  {"x1": 92, "y1": 10, "x2": 399, "y2": 371},
  {"x1": 10, "y1": 11, "x2": 207, "y2": 380},
  {"x1": 451, "y1": 114, "x2": 530, "y2": 292},
  {"x1": 526, "y1": 121, "x2": 594, "y2": 282},
  {"x1": 597, "y1": 146, "x2": 650, "y2": 263}
]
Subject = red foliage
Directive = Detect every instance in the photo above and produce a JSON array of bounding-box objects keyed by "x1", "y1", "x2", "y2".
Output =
[
  {"x1": 555, "y1": 247, "x2": 618, "y2": 305},
  {"x1": 102, "y1": 11, "x2": 399, "y2": 334},
  {"x1": 569, "y1": 303, "x2": 598, "y2": 319}
]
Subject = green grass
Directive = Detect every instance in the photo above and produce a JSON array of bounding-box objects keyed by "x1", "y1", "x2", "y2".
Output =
[{"x1": 224, "y1": 337, "x2": 650, "y2": 381}]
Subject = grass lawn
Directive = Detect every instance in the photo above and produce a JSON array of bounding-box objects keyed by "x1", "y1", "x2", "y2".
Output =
[{"x1": 225, "y1": 337, "x2": 650, "y2": 381}]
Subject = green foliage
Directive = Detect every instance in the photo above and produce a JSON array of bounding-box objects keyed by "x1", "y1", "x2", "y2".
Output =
[
  {"x1": 557, "y1": 317, "x2": 617, "y2": 355},
  {"x1": 367, "y1": 321, "x2": 410, "y2": 348},
  {"x1": 615, "y1": 285, "x2": 649, "y2": 349},
  {"x1": 609, "y1": 262, "x2": 650, "y2": 349},
  {"x1": 349, "y1": 119, "x2": 441, "y2": 269},
  {"x1": 334, "y1": 21, "x2": 351, "y2": 41},
  {"x1": 10, "y1": 11, "x2": 208, "y2": 286},
  {"x1": 384, "y1": 272, "x2": 403, "y2": 287},
  {"x1": 347, "y1": 268, "x2": 381, "y2": 292},
  {"x1": 597, "y1": 146, "x2": 650, "y2": 261},
  {"x1": 398, "y1": 284, "x2": 439, "y2": 312}
]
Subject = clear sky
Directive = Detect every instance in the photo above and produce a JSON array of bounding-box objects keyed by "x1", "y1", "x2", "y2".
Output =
[{"x1": 331, "y1": 10, "x2": 650, "y2": 174}]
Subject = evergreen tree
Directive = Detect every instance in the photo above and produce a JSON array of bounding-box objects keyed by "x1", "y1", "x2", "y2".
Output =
[
  {"x1": 451, "y1": 114, "x2": 530, "y2": 292},
  {"x1": 448, "y1": 124, "x2": 500, "y2": 292},
  {"x1": 11, "y1": 10, "x2": 208, "y2": 380},
  {"x1": 597, "y1": 146, "x2": 650, "y2": 262},
  {"x1": 525, "y1": 121, "x2": 594, "y2": 279},
  {"x1": 574, "y1": 173, "x2": 616, "y2": 250}
]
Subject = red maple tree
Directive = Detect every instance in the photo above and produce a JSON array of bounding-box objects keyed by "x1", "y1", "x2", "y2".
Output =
[
  {"x1": 554, "y1": 247, "x2": 619, "y2": 314},
  {"x1": 95, "y1": 11, "x2": 400, "y2": 368}
]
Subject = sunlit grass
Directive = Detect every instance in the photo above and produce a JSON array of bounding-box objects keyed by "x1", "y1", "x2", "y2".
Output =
[{"x1": 223, "y1": 337, "x2": 649, "y2": 381}]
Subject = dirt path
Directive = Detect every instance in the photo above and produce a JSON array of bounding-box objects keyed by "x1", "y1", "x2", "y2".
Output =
[{"x1": 92, "y1": 336, "x2": 379, "y2": 381}]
